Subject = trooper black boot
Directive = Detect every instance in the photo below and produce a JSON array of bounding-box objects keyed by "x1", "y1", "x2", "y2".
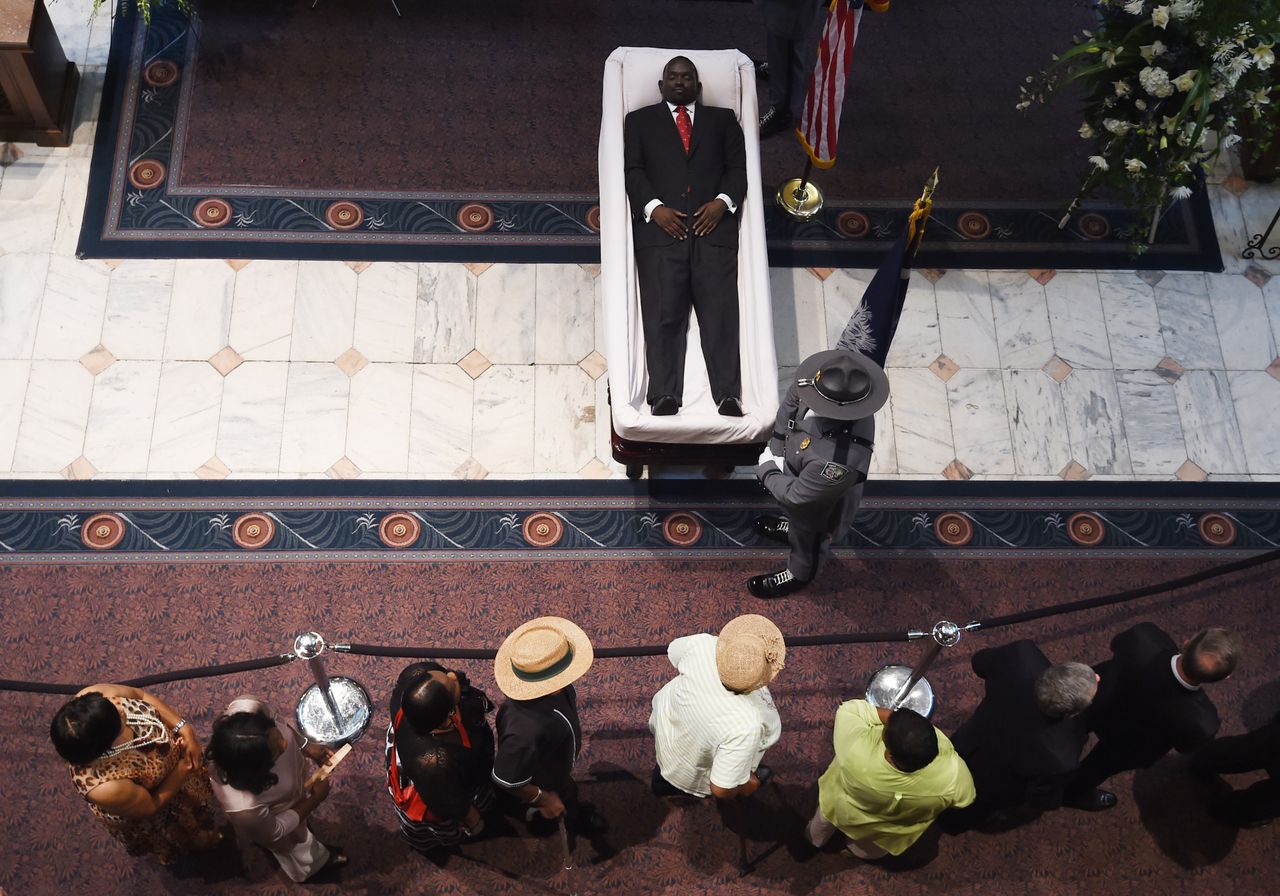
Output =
[
  {"x1": 758, "y1": 105, "x2": 792, "y2": 138},
  {"x1": 748, "y1": 568, "x2": 807, "y2": 599},
  {"x1": 753, "y1": 515, "x2": 790, "y2": 544}
]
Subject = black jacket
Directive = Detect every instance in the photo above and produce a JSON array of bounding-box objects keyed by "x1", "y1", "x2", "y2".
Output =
[
  {"x1": 951, "y1": 639, "x2": 1088, "y2": 811},
  {"x1": 623, "y1": 101, "x2": 747, "y2": 249},
  {"x1": 1088, "y1": 622, "x2": 1220, "y2": 756}
]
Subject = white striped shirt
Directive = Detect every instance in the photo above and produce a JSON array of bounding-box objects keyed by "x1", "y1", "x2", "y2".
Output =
[{"x1": 649, "y1": 634, "x2": 782, "y2": 797}]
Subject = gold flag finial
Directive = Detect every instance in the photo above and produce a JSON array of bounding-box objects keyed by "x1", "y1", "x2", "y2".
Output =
[
  {"x1": 908, "y1": 168, "x2": 940, "y2": 248},
  {"x1": 920, "y1": 167, "x2": 940, "y2": 204}
]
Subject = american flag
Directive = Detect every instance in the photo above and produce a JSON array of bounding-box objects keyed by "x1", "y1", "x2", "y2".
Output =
[{"x1": 797, "y1": 0, "x2": 865, "y2": 170}]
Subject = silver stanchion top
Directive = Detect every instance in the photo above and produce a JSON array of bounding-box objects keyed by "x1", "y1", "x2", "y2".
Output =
[
  {"x1": 866, "y1": 664, "x2": 935, "y2": 717},
  {"x1": 294, "y1": 631, "x2": 326, "y2": 659},
  {"x1": 931, "y1": 621, "x2": 962, "y2": 648}
]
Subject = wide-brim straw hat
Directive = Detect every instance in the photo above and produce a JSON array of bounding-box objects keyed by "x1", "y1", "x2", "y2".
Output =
[
  {"x1": 494, "y1": 616, "x2": 594, "y2": 701},
  {"x1": 795, "y1": 349, "x2": 890, "y2": 421},
  {"x1": 716, "y1": 614, "x2": 786, "y2": 693}
]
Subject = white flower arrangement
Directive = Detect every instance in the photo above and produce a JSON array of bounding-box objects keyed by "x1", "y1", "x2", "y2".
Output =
[
  {"x1": 1138, "y1": 66, "x2": 1175, "y2": 97},
  {"x1": 1022, "y1": 0, "x2": 1280, "y2": 247}
]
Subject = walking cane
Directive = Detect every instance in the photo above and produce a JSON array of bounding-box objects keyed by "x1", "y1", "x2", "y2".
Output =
[
  {"x1": 733, "y1": 796, "x2": 749, "y2": 873},
  {"x1": 557, "y1": 816, "x2": 578, "y2": 896}
]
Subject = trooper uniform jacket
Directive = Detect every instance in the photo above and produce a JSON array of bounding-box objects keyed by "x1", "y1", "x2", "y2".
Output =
[{"x1": 755, "y1": 383, "x2": 874, "y2": 534}]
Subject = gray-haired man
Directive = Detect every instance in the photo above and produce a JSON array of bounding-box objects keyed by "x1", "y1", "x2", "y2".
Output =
[
  {"x1": 945, "y1": 640, "x2": 1097, "y2": 830},
  {"x1": 750, "y1": 349, "x2": 888, "y2": 598}
]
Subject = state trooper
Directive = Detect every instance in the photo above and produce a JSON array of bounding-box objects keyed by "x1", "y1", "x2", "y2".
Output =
[{"x1": 750, "y1": 349, "x2": 889, "y2": 598}]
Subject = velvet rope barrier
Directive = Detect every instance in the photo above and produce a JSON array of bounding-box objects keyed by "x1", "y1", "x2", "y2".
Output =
[
  {"x1": 967, "y1": 547, "x2": 1280, "y2": 632},
  {"x1": 3, "y1": 550, "x2": 1277, "y2": 695},
  {"x1": 0, "y1": 654, "x2": 296, "y2": 695},
  {"x1": 335, "y1": 628, "x2": 922, "y2": 662}
]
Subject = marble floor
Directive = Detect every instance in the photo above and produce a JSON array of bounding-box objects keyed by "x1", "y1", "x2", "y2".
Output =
[{"x1": 3, "y1": 5, "x2": 1280, "y2": 483}]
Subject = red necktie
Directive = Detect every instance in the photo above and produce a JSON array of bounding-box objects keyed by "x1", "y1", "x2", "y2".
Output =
[{"x1": 676, "y1": 105, "x2": 692, "y2": 154}]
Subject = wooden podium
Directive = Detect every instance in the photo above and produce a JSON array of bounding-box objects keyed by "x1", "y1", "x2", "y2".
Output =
[{"x1": 0, "y1": 0, "x2": 79, "y2": 146}]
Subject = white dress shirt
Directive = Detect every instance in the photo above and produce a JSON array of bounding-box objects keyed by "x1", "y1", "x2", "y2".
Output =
[
  {"x1": 642, "y1": 101, "x2": 739, "y2": 223},
  {"x1": 649, "y1": 634, "x2": 781, "y2": 797}
]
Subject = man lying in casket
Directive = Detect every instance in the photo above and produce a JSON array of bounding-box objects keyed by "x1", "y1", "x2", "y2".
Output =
[{"x1": 623, "y1": 56, "x2": 748, "y2": 418}]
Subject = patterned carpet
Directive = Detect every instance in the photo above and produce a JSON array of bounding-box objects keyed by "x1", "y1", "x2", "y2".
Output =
[
  {"x1": 78, "y1": 0, "x2": 1220, "y2": 268},
  {"x1": 2, "y1": 552, "x2": 1277, "y2": 895}
]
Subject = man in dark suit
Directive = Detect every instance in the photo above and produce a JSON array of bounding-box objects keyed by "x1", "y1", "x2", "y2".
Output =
[
  {"x1": 1064, "y1": 623, "x2": 1243, "y2": 811},
  {"x1": 624, "y1": 56, "x2": 748, "y2": 417},
  {"x1": 1190, "y1": 712, "x2": 1280, "y2": 828},
  {"x1": 944, "y1": 640, "x2": 1096, "y2": 830}
]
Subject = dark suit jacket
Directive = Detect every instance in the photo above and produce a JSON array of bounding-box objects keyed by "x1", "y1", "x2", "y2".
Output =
[
  {"x1": 951, "y1": 640, "x2": 1088, "y2": 810},
  {"x1": 1087, "y1": 622, "x2": 1220, "y2": 758},
  {"x1": 623, "y1": 101, "x2": 747, "y2": 250}
]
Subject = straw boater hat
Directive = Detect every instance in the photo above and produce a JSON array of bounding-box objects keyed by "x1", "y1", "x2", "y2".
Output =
[
  {"x1": 795, "y1": 349, "x2": 890, "y2": 421},
  {"x1": 716, "y1": 614, "x2": 786, "y2": 693},
  {"x1": 494, "y1": 616, "x2": 595, "y2": 701}
]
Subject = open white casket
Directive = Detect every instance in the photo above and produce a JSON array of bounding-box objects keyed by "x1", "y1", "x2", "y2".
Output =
[{"x1": 599, "y1": 47, "x2": 778, "y2": 453}]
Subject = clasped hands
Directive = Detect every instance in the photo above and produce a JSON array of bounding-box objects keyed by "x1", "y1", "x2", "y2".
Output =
[
  {"x1": 758, "y1": 445, "x2": 784, "y2": 471},
  {"x1": 652, "y1": 199, "x2": 727, "y2": 239}
]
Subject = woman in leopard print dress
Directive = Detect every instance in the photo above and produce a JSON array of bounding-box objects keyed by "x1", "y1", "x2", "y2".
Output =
[{"x1": 51, "y1": 683, "x2": 221, "y2": 863}]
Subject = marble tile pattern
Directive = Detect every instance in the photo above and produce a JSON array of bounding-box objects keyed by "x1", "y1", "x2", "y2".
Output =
[
  {"x1": 1153, "y1": 273, "x2": 1225, "y2": 369},
  {"x1": 1058, "y1": 369, "x2": 1133, "y2": 476},
  {"x1": 279, "y1": 363, "x2": 350, "y2": 473},
  {"x1": 5, "y1": 84, "x2": 1280, "y2": 479},
  {"x1": 347, "y1": 363, "x2": 414, "y2": 473},
  {"x1": 1003, "y1": 369, "x2": 1072, "y2": 476},
  {"x1": 935, "y1": 271, "x2": 1000, "y2": 369},
  {"x1": 229, "y1": 261, "x2": 298, "y2": 361},
  {"x1": 1045, "y1": 272, "x2": 1113, "y2": 369},
  {"x1": 102, "y1": 260, "x2": 175, "y2": 360},
  {"x1": 1097, "y1": 272, "x2": 1167, "y2": 370},
  {"x1": 989, "y1": 272, "x2": 1053, "y2": 369},
  {"x1": 1114, "y1": 370, "x2": 1186, "y2": 476}
]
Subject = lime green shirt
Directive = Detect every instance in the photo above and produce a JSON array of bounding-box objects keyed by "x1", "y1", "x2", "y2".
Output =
[{"x1": 817, "y1": 699, "x2": 975, "y2": 855}]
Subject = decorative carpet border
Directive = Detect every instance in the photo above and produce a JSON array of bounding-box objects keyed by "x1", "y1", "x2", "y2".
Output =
[
  {"x1": 1, "y1": 494, "x2": 1274, "y2": 560},
  {"x1": 76, "y1": 8, "x2": 1223, "y2": 271}
]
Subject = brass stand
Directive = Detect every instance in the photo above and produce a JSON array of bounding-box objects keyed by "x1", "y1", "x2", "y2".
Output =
[{"x1": 776, "y1": 158, "x2": 824, "y2": 221}]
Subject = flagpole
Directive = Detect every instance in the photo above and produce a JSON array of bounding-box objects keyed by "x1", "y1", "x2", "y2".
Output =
[{"x1": 794, "y1": 158, "x2": 815, "y2": 204}]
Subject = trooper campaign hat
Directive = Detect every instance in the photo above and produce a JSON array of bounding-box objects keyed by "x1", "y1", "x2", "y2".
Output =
[{"x1": 795, "y1": 349, "x2": 890, "y2": 421}]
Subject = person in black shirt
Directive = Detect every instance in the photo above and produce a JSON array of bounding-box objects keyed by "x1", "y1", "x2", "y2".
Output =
[
  {"x1": 945, "y1": 640, "x2": 1096, "y2": 830},
  {"x1": 1064, "y1": 624, "x2": 1242, "y2": 811},
  {"x1": 1191, "y1": 712, "x2": 1280, "y2": 828},
  {"x1": 385, "y1": 661, "x2": 496, "y2": 852},
  {"x1": 491, "y1": 616, "x2": 607, "y2": 835}
]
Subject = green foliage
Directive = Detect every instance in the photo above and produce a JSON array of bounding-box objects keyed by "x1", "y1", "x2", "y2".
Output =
[
  {"x1": 1022, "y1": 0, "x2": 1280, "y2": 243},
  {"x1": 91, "y1": 0, "x2": 195, "y2": 25}
]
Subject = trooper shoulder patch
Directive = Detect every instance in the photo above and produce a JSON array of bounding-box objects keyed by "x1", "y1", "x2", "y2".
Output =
[{"x1": 819, "y1": 462, "x2": 848, "y2": 482}]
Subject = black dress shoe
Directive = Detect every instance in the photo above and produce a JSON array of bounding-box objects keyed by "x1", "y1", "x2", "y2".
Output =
[
  {"x1": 1064, "y1": 789, "x2": 1117, "y2": 811},
  {"x1": 717, "y1": 396, "x2": 744, "y2": 417},
  {"x1": 748, "y1": 568, "x2": 807, "y2": 599},
  {"x1": 651, "y1": 395, "x2": 679, "y2": 416},
  {"x1": 569, "y1": 808, "x2": 609, "y2": 836},
  {"x1": 753, "y1": 515, "x2": 790, "y2": 544},
  {"x1": 651, "y1": 767, "x2": 685, "y2": 797},
  {"x1": 758, "y1": 105, "x2": 792, "y2": 138}
]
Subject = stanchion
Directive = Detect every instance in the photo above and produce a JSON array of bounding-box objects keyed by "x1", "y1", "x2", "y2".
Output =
[
  {"x1": 865, "y1": 621, "x2": 962, "y2": 716},
  {"x1": 292, "y1": 631, "x2": 372, "y2": 746}
]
